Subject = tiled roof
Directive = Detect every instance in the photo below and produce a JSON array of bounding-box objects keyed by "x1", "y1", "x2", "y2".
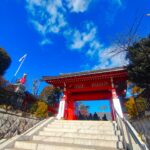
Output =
[{"x1": 43, "y1": 66, "x2": 126, "y2": 81}]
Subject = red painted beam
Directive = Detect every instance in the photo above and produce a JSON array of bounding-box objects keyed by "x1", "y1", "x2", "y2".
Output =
[
  {"x1": 68, "y1": 86, "x2": 112, "y2": 93},
  {"x1": 70, "y1": 91, "x2": 112, "y2": 101}
]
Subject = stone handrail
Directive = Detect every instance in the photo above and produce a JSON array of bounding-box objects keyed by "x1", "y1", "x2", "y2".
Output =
[{"x1": 114, "y1": 109, "x2": 149, "y2": 150}]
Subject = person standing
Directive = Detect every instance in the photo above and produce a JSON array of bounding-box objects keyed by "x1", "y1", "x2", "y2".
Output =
[
  {"x1": 93, "y1": 112, "x2": 99, "y2": 120},
  {"x1": 102, "y1": 114, "x2": 107, "y2": 121}
]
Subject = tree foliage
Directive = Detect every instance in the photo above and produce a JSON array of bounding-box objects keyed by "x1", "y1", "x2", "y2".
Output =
[
  {"x1": 0, "y1": 76, "x2": 7, "y2": 87},
  {"x1": 30, "y1": 100, "x2": 48, "y2": 118},
  {"x1": 0, "y1": 48, "x2": 11, "y2": 75},
  {"x1": 125, "y1": 97, "x2": 138, "y2": 118},
  {"x1": 131, "y1": 85, "x2": 143, "y2": 96},
  {"x1": 34, "y1": 100, "x2": 48, "y2": 118},
  {"x1": 125, "y1": 84, "x2": 149, "y2": 118},
  {"x1": 30, "y1": 102, "x2": 38, "y2": 114},
  {"x1": 125, "y1": 96, "x2": 148, "y2": 118},
  {"x1": 127, "y1": 36, "x2": 150, "y2": 90},
  {"x1": 78, "y1": 102, "x2": 89, "y2": 116},
  {"x1": 40, "y1": 86, "x2": 61, "y2": 105}
]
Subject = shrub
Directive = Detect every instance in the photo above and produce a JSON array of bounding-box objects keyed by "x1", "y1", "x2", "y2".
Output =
[
  {"x1": 34, "y1": 100, "x2": 48, "y2": 118},
  {"x1": 125, "y1": 97, "x2": 138, "y2": 118},
  {"x1": 30, "y1": 103, "x2": 38, "y2": 114}
]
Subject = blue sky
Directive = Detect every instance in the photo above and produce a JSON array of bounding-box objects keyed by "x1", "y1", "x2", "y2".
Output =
[
  {"x1": 78, "y1": 100, "x2": 111, "y2": 113},
  {"x1": 0, "y1": 0, "x2": 150, "y2": 93}
]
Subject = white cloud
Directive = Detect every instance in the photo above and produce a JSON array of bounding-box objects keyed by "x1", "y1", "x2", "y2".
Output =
[
  {"x1": 26, "y1": 0, "x2": 123, "y2": 49},
  {"x1": 45, "y1": 0, "x2": 67, "y2": 33},
  {"x1": 93, "y1": 44, "x2": 128, "y2": 69},
  {"x1": 65, "y1": 22, "x2": 102, "y2": 58},
  {"x1": 87, "y1": 40, "x2": 102, "y2": 57},
  {"x1": 69, "y1": 30, "x2": 86, "y2": 50},
  {"x1": 26, "y1": 0, "x2": 126, "y2": 70},
  {"x1": 26, "y1": 0, "x2": 92, "y2": 45},
  {"x1": 67, "y1": 23, "x2": 97, "y2": 51},
  {"x1": 31, "y1": 20, "x2": 46, "y2": 35},
  {"x1": 66, "y1": 0, "x2": 92, "y2": 13},
  {"x1": 63, "y1": 22, "x2": 103, "y2": 61},
  {"x1": 26, "y1": 0, "x2": 67, "y2": 42},
  {"x1": 27, "y1": 0, "x2": 42, "y2": 6},
  {"x1": 40, "y1": 38, "x2": 52, "y2": 46}
]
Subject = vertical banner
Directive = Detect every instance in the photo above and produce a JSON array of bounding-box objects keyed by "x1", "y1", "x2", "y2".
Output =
[
  {"x1": 56, "y1": 95, "x2": 66, "y2": 120},
  {"x1": 112, "y1": 89, "x2": 123, "y2": 118}
]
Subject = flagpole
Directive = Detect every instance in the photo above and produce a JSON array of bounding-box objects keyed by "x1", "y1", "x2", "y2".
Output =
[
  {"x1": 11, "y1": 54, "x2": 27, "y2": 82},
  {"x1": 14, "y1": 57, "x2": 26, "y2": 77}
]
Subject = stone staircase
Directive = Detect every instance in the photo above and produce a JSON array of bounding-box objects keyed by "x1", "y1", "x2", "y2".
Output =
[{"x1": 3, "y1": 119, "x2": 124, "y2": 150}]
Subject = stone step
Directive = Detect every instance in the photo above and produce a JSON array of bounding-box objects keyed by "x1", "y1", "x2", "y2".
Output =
[
  {"x1": 42, "y1": 127, "x2": 120, "y2": 135},
  {"x1": 52, "y1": 120, "x2": 116, "y2": 125},
  {"x1": 5, "y1": 147, "x2": 121, "y2": 150},
  {"x1": 38, "y1": 131, "x2": 123, "y2": 141},
  {"x1": 51, "y1": 123, "x2": 117, "y2": 127},
  {"x1": 54, "y1": 120, "x2": 115, "y2": 123},
  {"x1": 50, "y1": 123, "x2": 116, "y2": 129},
  {"x1": 14, "y1": 140, "x2": 123, "y2": 150},
  {"x1": 47, "y1": 124, "x2": 116, "y2": 130},
  {"x1": 6, "y1": 149, "x2": 28, "y2": 150},
  {"x1": 4, "y1": 119, "x2": 124, "y2": 150},
  {"x1": 32, "y1": 135, "x2": 123, "y2": 149},
  {"x1": 45, "y1": 126, "x2": 115, "y2": 132}
]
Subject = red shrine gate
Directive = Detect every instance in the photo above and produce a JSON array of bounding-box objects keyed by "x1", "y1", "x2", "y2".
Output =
[{"x1": 43, "y1": 67, "x2": 128, "y2": 120}]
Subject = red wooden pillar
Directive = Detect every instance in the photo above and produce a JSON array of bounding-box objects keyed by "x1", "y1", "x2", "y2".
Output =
[
  {"x1": 110, "y1": 99, "x2": 115, "y2": 121},
  {"x1": 67, "y1": 100, "x2": 76, "y2": 120},
  {"x1": 63, "y1": 90, "x2": 68, "y2": 120}
]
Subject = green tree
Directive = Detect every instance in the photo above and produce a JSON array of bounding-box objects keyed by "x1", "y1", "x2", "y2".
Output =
[
  {"x1": 0, "y1": 76, "x2": 7, "y2": 87},
  {"x1": 78, "y1": 102, "x2": 89, "y2": 116},
  {"x1": 127, "y1": 36, "x2": 150, "y2": 91},
  {"x1": 0, "y1": 48, "x2": 11, "y2": 75},
  {"x1": 40, "y1": 86, "x2": 61, "y2": 105}
]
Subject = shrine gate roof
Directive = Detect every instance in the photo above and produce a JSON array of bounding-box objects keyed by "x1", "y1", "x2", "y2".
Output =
[{"x1": 42, "y1": 66, "x2": 127, "y2": 86}]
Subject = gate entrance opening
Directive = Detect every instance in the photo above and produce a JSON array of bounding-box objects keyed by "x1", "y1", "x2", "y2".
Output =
[
  {"x1": 43, "y1": 67, "x2": 128, "y2": 120},
  {"x1": 75, "y1": 100, "x2": 111, "y2": 120}
]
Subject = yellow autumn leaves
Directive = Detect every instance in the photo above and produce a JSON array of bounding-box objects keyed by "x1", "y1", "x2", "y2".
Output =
[
  {"x1": 125, "y1": 85, "x2": 148, "y2": 118},
  {"x1": 30, "y1": 100, "x2": 48, "y2": 118}
]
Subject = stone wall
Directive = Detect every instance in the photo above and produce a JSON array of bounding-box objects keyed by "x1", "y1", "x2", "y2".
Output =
[
  {"x1": 0, "y1": 109, "x2": 41, "y2": 139},
  {"x1": 131, "y1": 117, "x2": 150, "y2": 148}
]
